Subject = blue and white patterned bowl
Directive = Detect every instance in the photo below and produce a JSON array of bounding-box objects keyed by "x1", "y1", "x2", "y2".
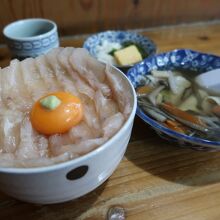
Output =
[
  {"x1": 3, "y1": 18, "x2": 59, "y2": 59},
  {"x1": 127, "y1": 49, "x2": 220, "y2": 151},
  {"x1": 83, "y1": 30, "x2": 156, "y2": 69}
]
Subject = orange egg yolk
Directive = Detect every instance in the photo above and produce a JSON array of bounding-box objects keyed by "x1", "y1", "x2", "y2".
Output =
[{"x1": 30, "y1": 92, "x2": 83, "y2": 135}]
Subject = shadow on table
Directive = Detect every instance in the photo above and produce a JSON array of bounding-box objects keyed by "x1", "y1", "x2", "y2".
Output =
[
  {"x1": 126, "y1": 117, "x2": 220, "y2": 186},
  {"x1": 0, "y1": 181, "x2": 107, "y2": 219}
]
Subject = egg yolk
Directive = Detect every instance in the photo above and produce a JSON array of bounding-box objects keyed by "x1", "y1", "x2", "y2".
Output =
[{"x1": 30, "y1": 92, "x2": 83, "y2": 135}]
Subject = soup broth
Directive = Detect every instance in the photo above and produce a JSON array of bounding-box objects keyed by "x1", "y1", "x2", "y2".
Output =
[{"x1": 137, "y1": 69, "x2": 220, "y2": 141}]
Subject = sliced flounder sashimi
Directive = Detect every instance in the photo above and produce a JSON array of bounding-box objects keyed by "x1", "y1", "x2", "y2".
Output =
[{"x1": 0, "y1": 47, "x2": 132, "y2": 168}]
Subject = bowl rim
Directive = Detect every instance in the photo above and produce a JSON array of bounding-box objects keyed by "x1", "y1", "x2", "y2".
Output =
[
  {"x1": 83, "y1": 30, "x2": 157, "y2": 68},
  {"x1": 0, "y1": 65, "x2": 137, "y2": 173},
  {"x1": 137, "y1": 107, "x2": 220, "y2": 147},
  {"x1": 127, "y1": 48, "x2": 220, "y2": 148}
]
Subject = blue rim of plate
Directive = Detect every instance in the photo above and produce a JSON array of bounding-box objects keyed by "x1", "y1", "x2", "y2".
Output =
[
  {"x1": 127, "y1": 49, "x2": 220, "y2": 148},
  {"x1": 83, "y1": 30, "x2": 157, "y2": 68}
]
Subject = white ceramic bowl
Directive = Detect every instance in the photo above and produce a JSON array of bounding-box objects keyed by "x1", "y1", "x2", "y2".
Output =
[{"x1": 0, "y1": 67, "x2": 137, "y2": 204}]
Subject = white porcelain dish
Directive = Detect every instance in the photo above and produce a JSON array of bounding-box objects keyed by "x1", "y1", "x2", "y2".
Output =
[{"x1": 0, "y1": 66, "x2": 137, "y2": 204}]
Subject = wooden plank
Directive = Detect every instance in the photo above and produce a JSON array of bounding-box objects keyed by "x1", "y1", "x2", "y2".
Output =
[
  {"x1": 0, "y1": 0, "x2": 220, "y2": 43},
  {"x1": 99, "y1": 0, "x2": 220, "y2": 30}
]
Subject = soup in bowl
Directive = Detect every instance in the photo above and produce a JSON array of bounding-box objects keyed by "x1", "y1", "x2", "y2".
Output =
[
  {"x1": 127, "y1": 49, "x2": 220, "y2": 151},
  {"x1": 0, "y1": 47, "x2": 137, "y2": 203}
]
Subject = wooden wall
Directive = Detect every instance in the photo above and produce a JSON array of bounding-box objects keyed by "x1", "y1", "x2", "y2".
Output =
[{"x1": 0, "y1": 0, "x2": 220, "y2": 43}]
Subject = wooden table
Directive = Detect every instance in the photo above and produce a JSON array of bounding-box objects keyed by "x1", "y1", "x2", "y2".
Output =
[{"x1": 1, "y1": 21, "x2": 220, "y2": 220}]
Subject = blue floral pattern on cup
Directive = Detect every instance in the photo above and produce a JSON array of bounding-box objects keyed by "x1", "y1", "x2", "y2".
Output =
[{"x1": 127, "y1": 49, "x2": 220, "y2": 151}]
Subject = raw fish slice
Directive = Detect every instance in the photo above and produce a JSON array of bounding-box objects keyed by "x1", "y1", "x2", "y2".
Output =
[
  {"x1": 47, "y1": 49, "x2": 102, "y2": 152},
  {"x1": 16, "y1": 116, "x2": 49, "y2": 160},
  {"x1": 58, "y1": 48, "x2": 95, "y2": 99},
  {"x1": 1, "y1": 117, "x2": 18, "y2": 153},
  {"x1": 70, "y1": 48, "x2": 111, "y2": 96},
  {"x1": 72, "y1": 72, "x2": 95, "y2": 99},
  {"x1": 20, "y1": 153, "x2": 71, "y2": 167},
  {"x1": 20, "y1": 58, "x2": 48, "y2": 101},
  {"x1": 28, "y1": 125, "x2": 49, "y2": 158},
  {"x1": 57, "y1": 47, "x2": 81, "y2": 96},
  {"x1": 0, "y1": 110, "x2": 7, "y2": 152},
  {"x1": 82, "y1": 97, "x2": 102, "y2": 137},
  {"x1": 34, "y1": 134, "x2": 49, "y2": 158},
  {"x1": 0, "y1": 153, "x2": 70, "y2": 168},
  {"x1": 9, "y1": 59, "x2": 33, "y2": 111},
  {"x1": 0, "y1": 66, "x2": 21, "y2": 110},
  {"x1": 70, "y1": 48, "x2": 106, "y2": 82},
  {"x1": 1, "y1": 66, "x2": 16, "y2": 88},
  {"x1": 45, "y1": 48, "x2": 79, "y2": 96},
  {"x1": 16, "y1": 153, "x2": 71, "y2": 168},
  {"x1": 0, "y1": 153, "x2": 15, "y2": 167},
  {"x1": 35, "y1": 55, "x2": 62, "y2": 92},
  {"x1": 94, "y1": 90, "x2": 119, "y2": 122},
  {"x1": 105, "y1": 65, "x2": 132, "y2": 117},
  {"x1": 102, "y1": 112, "x2": 125, "y2": 138},
  {"x1": 57, "y1": 47, "x2": 75, "y2": 73},
  {"x1": 0, "y1": 68, "x2": 7, "y2": 109},
  {"x1": 0, "y1": 111, "x2": 23, "y2": 153},
  {"x1": 15, "y1": 117, "x2": 40, "y2": 159},
  {"x1": 49, "y1": 133, "x2": 73, "y2": 156},
  {"x1": 45, "y1": 49, "x2": 85, "y2": 149},
  {"x1": 69, "y1": 121, "x2": 95, "y2": 142},
  {"x1": 52, "y1": 137, "x2": 107, "y2": 157}
]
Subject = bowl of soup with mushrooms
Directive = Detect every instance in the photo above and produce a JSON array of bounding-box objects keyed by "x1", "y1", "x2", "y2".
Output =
[
  {"x1": 127, "y1": 49, "x2": 220, "y2": 151},
  {"x1": 0, "y1": 47, "x2": 136, "y2": 204}
]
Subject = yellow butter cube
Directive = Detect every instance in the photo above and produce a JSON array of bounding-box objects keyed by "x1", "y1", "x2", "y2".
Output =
[{"x1": 114, "y1": 45, "x2": 142, "y2": 66}]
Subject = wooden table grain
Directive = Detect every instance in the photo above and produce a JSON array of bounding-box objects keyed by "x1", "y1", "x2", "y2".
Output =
[{"x1": 1, "y1": 21, "x2": 220, "y2": 220}]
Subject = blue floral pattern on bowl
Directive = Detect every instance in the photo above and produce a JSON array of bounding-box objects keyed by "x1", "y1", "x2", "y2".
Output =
[
  {"x1": 127, "y1": 49, "x2": 220, "y2": 151},
  {"x1": 83, "y1": 30, "x2": 156, "y2": 68}
]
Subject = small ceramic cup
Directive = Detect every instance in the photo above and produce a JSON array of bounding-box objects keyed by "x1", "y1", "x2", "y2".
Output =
[{"x1": 3, "y1": 18, "x2": 59, "y2": 59}]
